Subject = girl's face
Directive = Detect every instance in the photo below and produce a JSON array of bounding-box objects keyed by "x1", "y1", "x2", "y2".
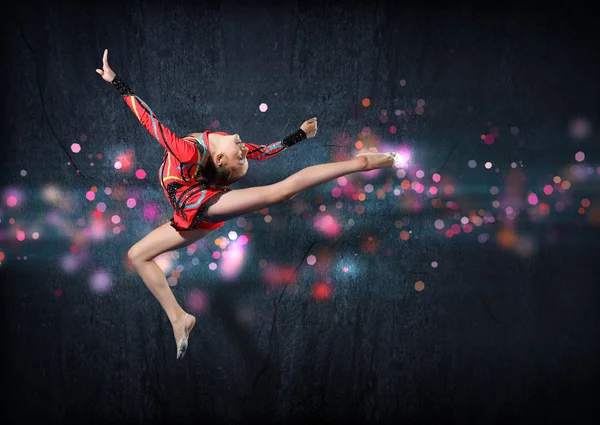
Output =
[{"x1": 215, "y1": 132, "x2": 249, "y2": 182}]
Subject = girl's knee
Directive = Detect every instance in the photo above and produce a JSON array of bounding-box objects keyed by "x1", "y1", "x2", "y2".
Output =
[{"x1": 127, "y1": 245, "x2": 144, "y2": 266}]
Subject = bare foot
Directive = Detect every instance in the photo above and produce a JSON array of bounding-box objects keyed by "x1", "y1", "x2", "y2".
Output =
[
  {"x1": 171, "y1": 312, "x2": 196, "y2": 346},
  {"x1": 356, "y1": 152, "x2": 396, "y2": 171}
]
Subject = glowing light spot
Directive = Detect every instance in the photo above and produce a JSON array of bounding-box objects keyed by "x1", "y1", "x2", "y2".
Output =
[
  {"x1": 337, "y1": 176, "x2": 348, "y2": 186},
  {"x1": 434, "y1": 219, "x2": 444, "y2": 230},
  {"x1": 389, "y1": 125, "x2": 397, "y2": 134},
  {"x1": 307, "y1": 255, "x2": 317, "y2": 265},
  {"x1": 228, "y1": 231, "x2": 238, "y2": 240},
  {"x1": 497, "y1": 227, "x2": 517, "y2": 248},
  {"x1": 6, "y1": 196, "x2": 17, "y2": 207},
  {"x1": 20, "y1": 170, "x2": 27, "y2": 177},
  {"x1": 429, "y1": 186, "x2": 438, "y2": 195},
  {"x1": 468, "y1": 160, "x2": 477, "y2": 168},
  {"x1": 575, "y1": 151, "x2": 585, "y2": 162},
  {"x1": 332, "y1": 187, "x2": 342, "y2": 198},
  {"x1": 400, "y1": 230, "x2": 410, "y2": 240},
  {"x1": 460, "y1": 216, "x2": 469, "y2": 224},
  {"x1": 0, "y1": 252, "x2": 6, "y2": 261},
  {"x1": 582, "y1": 198, "x2": 591, "y2": 208},
  {"x1": 90, "y1": 270, "x2": 113, "y2": 293},
  {"x1": 264, "y1": 215, "x2": 272, "y2": 223},
  {"x1": 431, "y1": 261, "x2": 438, "y2": 268},
  {"x1": 85, "y1": 191, "x2": 95, "y2": 201},
  {"x1": 553, "y1": 176, "x2": 562, "y2": 184},
  {"x1": 364, "y1": 184, "x2": 374, "y2": 193},
  {"x1": 126, "y1": 198, "x2": 137, "y2": 208},
  {"x1": 238, "y1": 235, "x2": 249, "y2": 245},
  {"x1": 313, "y1": 214, "x2": 340, "y2": 238},
  {"x1": 451, "y1": 224, "x2": 461, "y2": 235},
  {"x1": 478, "y1": 233, "x2": 489, "y2": 243},
  {"x1": 185, "y1": 289, "x2": 209, "y2": 314},
  {"x1": 528, "y1": 193, "x2": 539, "y2": 205},
  {"x1": 312, "y1": 281, "x2": 332, "y2": 302},
  {"x1": 143, "y1": 204, "x2": 159, "y2": 221},
  {"x1": 562, "y1": 181, "x2": 571, "y2": 190},
  {"x1": 211, "y1": 120, "x2": 220, "y2": 128},
  {"x1": 569, "y1": 118, "x2": 592, "y2": 139},
  {"x1": 399, "y1": 79, "x2": 407, "y2": 87},
  {"x1": 415, "y1": 280, "x2": 425, "y2": 291},
  {"x1": 355, "y1": 141, "x2": 363, "y2": 149},
  {"x1": 432, "y1": 173, "x2": 441, "y2": 183},
  {"x1": 362, "y1": 98, "x2": 371, "y2": 107},
  {"x1": 114, "y1": 161, "x2": 122, "y2": 170},
  {"x1": 259, "y1": 103, "x2": 268, "y2": 112},
  {"x1": 111, "y1": 215, "x2": 121, "y2": 224},
  {"x1": 209, "y1": 262, "x2": 217, "y2": 270},
  {"x1": 485, "y1": 162, "x2": 492, "y2": 169},
  {"x1": 259, "y1": 259, "x2": 267, "y2": 268},
  {"x1": 32, "y1": 232, "x2": 40, "y2": 239},
  {"x1": 135, "y1": 169, "x2": 147, "y2": 179},
  {"x1": 71, "y1": 143, "x2": 81, "y2": 153},
  {"x1": 343, "y1": 266, "x2": 349, "y2": 272},
  {"x1": 213, "y1": 251, "x2": 221, "y2": 259},
  {"x1": 490, "y1": 186, "x2": 499, "y2": 195},
  {"x1": 484, "y1": 134, "x2": 494, "y2": 145},
  {"x1": 416, "y1": 170, "x2": 424, "y2": 178}
]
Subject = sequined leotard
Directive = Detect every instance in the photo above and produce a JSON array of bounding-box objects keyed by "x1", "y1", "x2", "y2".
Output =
[{"x1": 111, "y1": 76, "x2": 307, "y2": 231}]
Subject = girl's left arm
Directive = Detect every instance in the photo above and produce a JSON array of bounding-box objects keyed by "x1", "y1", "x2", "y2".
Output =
[{"x1": 243, "y1": 128, "x2": 307, "y2": 161}]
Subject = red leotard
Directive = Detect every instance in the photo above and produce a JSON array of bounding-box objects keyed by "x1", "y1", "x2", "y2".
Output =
[{"x1": 114, "y1": 78, "x2": 304, "y2": 231}]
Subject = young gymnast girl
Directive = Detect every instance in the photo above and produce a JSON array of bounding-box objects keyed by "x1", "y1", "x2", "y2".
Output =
[{"x1": 97, "y1": 49, "x2": 399, "y2": 359}]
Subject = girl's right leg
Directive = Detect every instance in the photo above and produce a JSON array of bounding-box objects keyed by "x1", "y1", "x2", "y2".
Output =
[
  {"x1": 127, "y1": 221, "x2": 215, "y2": 349},
  {"x1": 205, "y1": 154, "x2": 392, "y2": 221}
]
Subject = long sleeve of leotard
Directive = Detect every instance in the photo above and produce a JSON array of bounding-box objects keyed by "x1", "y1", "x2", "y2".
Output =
[
  {"x1": 244, "y1": 128, "x2": 307, "y2": 161},
  {"x1": 111, "y1": 75, "x2": 208, "y2": 166}
]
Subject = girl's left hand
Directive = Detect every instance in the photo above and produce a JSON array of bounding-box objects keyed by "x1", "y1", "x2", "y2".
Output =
[{"x1": 301, "y1": 117, "x2": 318, "y2": 138}]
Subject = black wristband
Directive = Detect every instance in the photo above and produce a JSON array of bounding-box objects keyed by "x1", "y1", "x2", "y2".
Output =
[
  {"x1": 282, "y1": 128, "x2": 307, "y2": 147},
  {"x1": 111, "y1": 75, "x2": 134, "y2": 96}
]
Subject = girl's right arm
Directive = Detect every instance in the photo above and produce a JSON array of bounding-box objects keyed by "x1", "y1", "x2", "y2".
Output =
[{"x1": 97, "y1": 49, "x2": 207, "y2": 167}]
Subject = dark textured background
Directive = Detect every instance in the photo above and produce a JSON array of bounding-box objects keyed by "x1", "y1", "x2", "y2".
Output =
[{"x1": 1, "y1": 0, "x2": 599, "y2": 424}]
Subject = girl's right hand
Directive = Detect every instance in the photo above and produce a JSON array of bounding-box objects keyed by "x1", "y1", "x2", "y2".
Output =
[{"x1": 96, "y1": 49, "x2": 116, "y2": 83}]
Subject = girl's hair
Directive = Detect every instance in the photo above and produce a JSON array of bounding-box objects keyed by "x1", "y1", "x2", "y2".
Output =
[
  {"x1": 200, "y1": 156, "x2": 234, "y2": 189},
  {"x1": 188, "y1": 130, "x2": 242, "y2": 188}
]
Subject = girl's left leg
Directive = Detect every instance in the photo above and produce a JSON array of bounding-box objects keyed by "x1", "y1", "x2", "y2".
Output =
[{"x1": 127, "y1": 221, "x2": 215, "y2": 350}]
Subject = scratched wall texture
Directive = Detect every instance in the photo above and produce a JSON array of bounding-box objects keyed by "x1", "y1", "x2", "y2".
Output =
[{"x1": 1, "y1": 0, "x2": 599, "y2": 424}]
